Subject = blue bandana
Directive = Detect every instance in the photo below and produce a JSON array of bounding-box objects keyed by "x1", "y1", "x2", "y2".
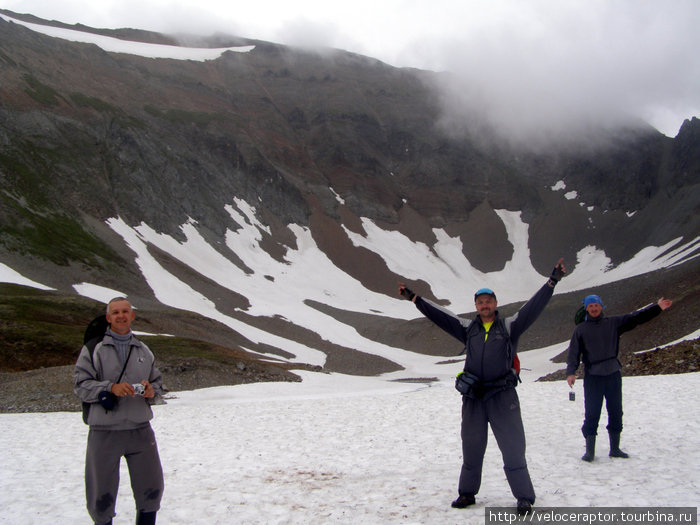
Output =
[{"x1": 582, "y1": 295, "x2": 604, "y2": 308}]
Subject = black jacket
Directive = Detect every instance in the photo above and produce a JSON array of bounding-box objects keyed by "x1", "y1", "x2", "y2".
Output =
[
  {"x1": 415, "y1": 282, "x2": 555, "y2": 382},
  {"x1": 566, "y1": 303, "x2": 661, "y2": 376}
]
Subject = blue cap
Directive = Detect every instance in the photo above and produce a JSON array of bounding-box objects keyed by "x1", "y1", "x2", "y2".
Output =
[
  {"x1": 474, "y1": 288, "x2": 496, "y2": 300},
  {"x1": 583, "y1": 295, "x2": 604, "y2": 308}
]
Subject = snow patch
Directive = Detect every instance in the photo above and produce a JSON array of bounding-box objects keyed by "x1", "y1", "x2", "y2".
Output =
[
  {"x1": 73, "y1": 282, "x2": 125, "y2": 303},
  {"x1": 0, "y1": 13, "x2": 254, "y2": 61},
  {"x1": 329, "y1": 187, "x2": 345, "y2": 205},
  {"x1": 0, "y1": 262, "x2": 53, "y2": 290},
  {"x1": 551, "y1": 180, "x2": 566, "y2": 191}
]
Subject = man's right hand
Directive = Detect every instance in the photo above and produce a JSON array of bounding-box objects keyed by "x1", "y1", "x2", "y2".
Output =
[
  {"x1": 398, "y1": 282, "x2": 416, "y2": 301},
  {"x1": 550, "y1": 258, "x2": 566, "y2": 282},
  {"x1": 567, "y1": 375, "x2": 576, "y2": 387},
  {"x1": 111, "y1": 382, "x2": 136, "y2": 397}
]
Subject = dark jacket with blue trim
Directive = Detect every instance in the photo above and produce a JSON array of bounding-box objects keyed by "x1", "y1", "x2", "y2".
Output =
[{"x1": 415, "y1": 282, "x2": 555, "y2": 382}]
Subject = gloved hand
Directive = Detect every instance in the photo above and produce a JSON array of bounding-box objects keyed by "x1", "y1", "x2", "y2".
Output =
[
  {"x1": 398, "y1": 282, "x2": 415, "y2": 301},
  {"x1": 549, "y1": 258, "x2": 566, "y2": 286}
]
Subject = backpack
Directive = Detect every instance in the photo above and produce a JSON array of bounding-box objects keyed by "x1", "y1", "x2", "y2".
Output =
[
  {"x1": 80, "y1": 314, "x2": 109, "y2": 424},
  {"x1": 488, "y1": 319, "x2": 520, "y2": 377},
  {"x1": 574, "y1": 306, "x2": 586, "y2": 325},
  {"x1": 512, "y1": 354, "x2": 521, "y2": 375}
]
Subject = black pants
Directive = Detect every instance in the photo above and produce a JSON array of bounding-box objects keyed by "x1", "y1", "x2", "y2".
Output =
[
  {"x1": 582, "y1": 371, "x2": 623, "y2": 437},
  {"x1": 458, "y1": 387, "x2": 535, "y2": 503}
]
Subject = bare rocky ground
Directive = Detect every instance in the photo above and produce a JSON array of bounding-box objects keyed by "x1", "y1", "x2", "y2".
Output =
[
  {"x1": 1, "y1": 337, "x2": 696, "y2": 414},
  {"x1": 0, "y1": 355, "x2": 304, "y2": 414},
  {"x1": 538, "y1": 337, "x2": 699, "y2": 381}
]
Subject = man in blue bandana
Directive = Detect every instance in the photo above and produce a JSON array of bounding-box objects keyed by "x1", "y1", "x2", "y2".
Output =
[{"x1": 566, "y1": 294, "x2": 673, "y2": 462}]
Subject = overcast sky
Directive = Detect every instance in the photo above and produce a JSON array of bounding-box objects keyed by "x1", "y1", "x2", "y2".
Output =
[{"x1": 2, "y1": 0, "x2": 699, "y2": 142}]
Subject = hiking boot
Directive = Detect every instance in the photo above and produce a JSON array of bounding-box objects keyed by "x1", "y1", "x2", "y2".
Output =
[
  {"x1": 136, "y1": 511, "x2": 157, "y2": 525},
  {"x1": 582, "y1": 435, "x2": 596, "y2": 462},
  {"x1": 451, "y1": 494, "x2": 476, "y2": 508},
  {"x1": 517, "y1": 499, "x2": 532, "y2": 515},
  {"x1": 609, "y1": 432, "x2": 629, "y2": 458}
]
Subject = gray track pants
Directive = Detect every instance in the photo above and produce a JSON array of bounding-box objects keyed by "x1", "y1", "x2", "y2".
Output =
[
  {"x1": 458, "y1": 387, "x2": 535, "y2": 503},
  {"x1": 85, "y1": 425, "x2": 164, "y2": 524}
]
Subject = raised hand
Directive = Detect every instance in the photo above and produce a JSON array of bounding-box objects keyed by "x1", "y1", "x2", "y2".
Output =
[
  {"x1": 398, "y1": 282, "x2": 416, "y2": 301},
  {"x1": 657, "y1": 297, "x2": 673, "y2": 310},
  {"x1": 549, "y1": 257, "x2": 566, "y2": 284}
]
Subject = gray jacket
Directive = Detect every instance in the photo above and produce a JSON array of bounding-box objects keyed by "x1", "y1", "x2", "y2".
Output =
[{"x1": 74, "y1": 332, "x2": 163, "y2": 430}]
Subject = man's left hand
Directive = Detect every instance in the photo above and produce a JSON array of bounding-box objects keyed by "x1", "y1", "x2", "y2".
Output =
[
  {"x1": 657, "y1": 297, "x2": 673, "y2": 311},
  {"x1": 142, "y1": 381, "x2": 155, "y2": 399}
]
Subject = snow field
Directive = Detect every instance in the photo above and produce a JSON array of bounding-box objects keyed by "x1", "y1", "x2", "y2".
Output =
[{"x1": 1, "y1": 372, "x2": 698, "y2": 524}]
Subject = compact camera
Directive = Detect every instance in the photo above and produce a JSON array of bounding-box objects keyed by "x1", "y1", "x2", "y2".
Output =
[{"x1": 132, "y1": 383, "x2": 145, "y2": 396}]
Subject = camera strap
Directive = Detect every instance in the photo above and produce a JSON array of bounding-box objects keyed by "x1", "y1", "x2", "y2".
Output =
[{"x1": 115, "y1": 344, "x2": 134, "y2": 384}]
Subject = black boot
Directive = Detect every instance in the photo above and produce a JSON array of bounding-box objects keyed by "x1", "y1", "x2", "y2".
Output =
[
  {"x1": 609, "y1": 432, "x2": 629, "y2": 458},
  {"x1": 517, "y1": 498, "x2": 532, "y2": 515},
  {"x1": 451, "y1": 494, "x2": 476, "y2": 508},
  {"x1": 136, "y1": 510, "x2": 157, "y2": 525},
  {"x1": 581, "y1": 435, "x2": 596, "y2": 462}
]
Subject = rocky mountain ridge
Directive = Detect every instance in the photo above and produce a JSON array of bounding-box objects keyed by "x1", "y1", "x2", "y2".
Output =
[{"x1": 0, "y1": 10, "x2": 698, "y2": 379}]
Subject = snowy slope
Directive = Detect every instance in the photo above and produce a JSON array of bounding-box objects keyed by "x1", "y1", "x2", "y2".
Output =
[{"x1": 1, "y1": 200, "x2": 697, "y2": 374}]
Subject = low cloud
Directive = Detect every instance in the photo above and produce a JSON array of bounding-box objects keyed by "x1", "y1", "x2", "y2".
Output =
[
  {"x1": 4, "y1": 0, "x2": 698, "y2": 143},
  {"x1": 403, "y1": 1, "x2": 700, "y2": 146}
]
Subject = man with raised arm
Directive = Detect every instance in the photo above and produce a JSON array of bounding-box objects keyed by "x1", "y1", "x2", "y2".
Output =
[
  {"x1": 398, "y1": 258, "x2": 566, "y2": 515},
  {"x1": 566, "y1": 294, "x2": 673, "y2": 462}
]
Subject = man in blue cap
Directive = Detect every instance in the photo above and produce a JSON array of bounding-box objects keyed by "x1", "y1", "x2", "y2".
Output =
[
  {"x1": 399, "y1": 258, "x2": 566, "y2": 515},
  {"x1": 566, "y1": 294, "x2": 673, "y2": 462}
]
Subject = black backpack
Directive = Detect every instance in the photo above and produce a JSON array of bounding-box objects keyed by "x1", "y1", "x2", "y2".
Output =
[{"x1": 80, "y1": 315, "x2": 109, "y2": 424}]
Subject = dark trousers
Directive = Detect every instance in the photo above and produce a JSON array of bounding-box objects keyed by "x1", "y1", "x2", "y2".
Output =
[
  {"x1": 85, "y1": 425, "x2": 164, "y2": 525},
  {"x1": 458, "y1": 387, "x2": 535, "y2": 503},
  {"x1": 582, "y1": 371, "x2": 623, "y2": 437}
]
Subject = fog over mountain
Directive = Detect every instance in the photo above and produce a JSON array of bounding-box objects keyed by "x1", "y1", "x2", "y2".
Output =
[
  {"x1": 0, "y1": 10, "x2": 698, "y2": 378},
  {"x1": 4, "y1": 0, "x2": 699, "y2": 139}
]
